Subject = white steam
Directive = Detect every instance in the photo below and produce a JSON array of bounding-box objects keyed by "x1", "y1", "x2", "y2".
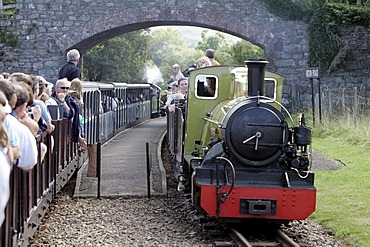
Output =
[{"x1": 146, "y1": 66, "x2": 163, "y2": 84}]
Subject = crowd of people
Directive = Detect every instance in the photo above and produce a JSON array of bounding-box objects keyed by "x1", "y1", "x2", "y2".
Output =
[
  {"x1": 0, "y1": 47, "x2": 221, "y2": 225},
  {"x1": 0, "y1": 49, "x2": 86, "y2": 225},
  {"x1": 164, "y1": 48, "x2": 220, "y2": 112}
]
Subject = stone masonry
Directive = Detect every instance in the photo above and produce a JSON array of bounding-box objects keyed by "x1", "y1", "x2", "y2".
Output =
[
  {"x1": 0, "y1": 0, "x2": 369, "y2": 102},
  {"x1": 0, "y1": 1, "x2": 309, "y2": 83}
]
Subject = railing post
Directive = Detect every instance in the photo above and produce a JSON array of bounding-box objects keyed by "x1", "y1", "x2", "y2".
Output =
[
  {"x1": 342, "y1": 88, "x2": 345, "y2": 116},
  {"x1": 318, "y1": 78, "x2": 322, "y2": 124},
  {"x1": 97, "y1": 109, "x2": 101, "y2": 199},
  {"x1": 310, "y1": 78, "x2": 315, "y2": 126},
  {"x1": 97, "y1": 141, "x2": 101, "y2": 199},
  {"x1": 328, "y1": 89, "x2": 333, "y2": 117},
  {"x1": 354, "y1": 87, "x2": 358, "y2": 119},
  {"x1": 146, "y1": 142, "x2": 151, "y2": 199}
]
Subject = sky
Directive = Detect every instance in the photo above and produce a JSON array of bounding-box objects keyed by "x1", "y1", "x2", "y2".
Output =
[{"x1": 150, "y1": 26, "x2": 241, "y2": 48}]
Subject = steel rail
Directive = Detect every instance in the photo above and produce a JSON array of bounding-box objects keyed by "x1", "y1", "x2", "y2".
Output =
[
  {"x1": 276, "y1": 229, "x2": 300, "y2": 247},
  {"x1": 230, "y1": 227, "x2": 253, "y2": 247}
]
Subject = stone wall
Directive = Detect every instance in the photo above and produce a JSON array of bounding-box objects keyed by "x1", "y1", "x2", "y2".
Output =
[
  {"x1": 0, "y1": 0, "x2": 309, "y2": 86},
  {"x1": 322, "y1": 26, "x2": 370, "y2": 89},
  {"x1": 285, "y1": 25, "x2": 370, "y2": 112},
  {"x1": 0, "y1": 0, "x2": 369, "y2": 110}
]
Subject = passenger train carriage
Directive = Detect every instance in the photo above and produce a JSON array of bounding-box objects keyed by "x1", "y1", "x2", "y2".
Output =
[{"x1": 167, "y1": 59, "x2": 316, "y2": 223}]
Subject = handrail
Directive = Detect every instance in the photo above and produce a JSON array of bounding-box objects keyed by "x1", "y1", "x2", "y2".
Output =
[
  {"x1": 0, "y1": 83, "x2": 156, "y2": 247},
  {"x1": 215, "y1": 156, "x2": 236, "y2": 216}
]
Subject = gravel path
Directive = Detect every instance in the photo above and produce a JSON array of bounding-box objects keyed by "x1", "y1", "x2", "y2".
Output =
[
  {"x1": 29, "y1": 146, "x2": 350, "y2": 246},
  {"x1": 30, "y1": 193, "x2": 212, "y2": 247}
]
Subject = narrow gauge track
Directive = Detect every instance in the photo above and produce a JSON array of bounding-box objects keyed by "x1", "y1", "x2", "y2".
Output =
[
  {"x1": 164, "y1": 138, "x2": 302, "y2": 247},
  {"x1": 202, "y1": 221, "x2": 300, "y2": 247}
]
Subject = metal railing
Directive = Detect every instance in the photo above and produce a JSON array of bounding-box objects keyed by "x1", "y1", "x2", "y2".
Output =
[
  {"x1": 0, "y1": 83, "x2": 154, "y2": 247},
  {"x1": 0, "y1": 118, "x2": 82, "y2": 247}
]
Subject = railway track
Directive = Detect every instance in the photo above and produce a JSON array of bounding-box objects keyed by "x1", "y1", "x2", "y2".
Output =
[
  {"x1": 163, "y1": 146, "x2": 302, "y2": 247},
  {"x1": 204, "y1": 221, "x2": 300, "y2": 247}
]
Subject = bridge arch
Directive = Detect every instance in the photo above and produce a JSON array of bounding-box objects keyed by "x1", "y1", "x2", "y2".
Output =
[{"x1": 2, "y1": 1, "x2": 309, "y2": 88}]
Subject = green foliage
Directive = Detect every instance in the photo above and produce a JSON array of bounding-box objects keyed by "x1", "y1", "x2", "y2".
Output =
[
  {"x1": 27, "y1": 23, "x2": 37, "y2": 35},
  {"x1": 327, "y1": 3, "x2": 370, "y2": 26},
  {"x1": 226, "y1": 40, "x2": 264, "y2": 65},
  {"x1": 83, "y1": 30, "x2": 150, "y2": 82},
  {"x1": 3, "y1": 0, "x2": 16, "y2": 4},
  {"x1": 260, "y1": 0, "x2": 369, "y2": 71},
  {"x1": 83, "y1": 27, "x2": 265, "y2": 85},
  {"x1": 259, "y1": 0, "x2": 311, "y2": 21},
  {"x1": 0, "y1": 0, "x2": 17, "y2": 15},
  {"x1": 328, "y1": 0, "x2": 368, "y2": 5},
  {"x1": 196, "y1": 30, "x2": 227, "y2": 51},
  {"x1": 313, "y1": 114, "x2": 370, "y2": 146},
  {"x1": 311, "y1": 115, "x2": 370, "y2": 245},
  {"x1": 196, "y1": 30, "x2": 229, "y2": 65},
  {"x1": 0, "y1": 0, "x2": 18, "y2": 48},
  {"x1": 308, "y1": 0, "x2": 341, "y2": 70},
  {"x1": 148, "y1": 28, "x2": 200, "y2": 81},
  {"x1": 0, "y1": 27, "x2": 18, "y2": 48},
  {"x1": 193, "y1": 30, "x2": 264, "y2": 66}
]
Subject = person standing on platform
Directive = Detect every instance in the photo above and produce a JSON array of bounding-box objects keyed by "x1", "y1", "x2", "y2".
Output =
[{"x1": 58, "y1": 49, "x2": 81, "y2": 81}]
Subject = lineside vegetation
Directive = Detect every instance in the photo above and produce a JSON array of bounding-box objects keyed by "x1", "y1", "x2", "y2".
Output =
[{"x1": 311, "y1": 115, "x2": 370, "y2": 246}]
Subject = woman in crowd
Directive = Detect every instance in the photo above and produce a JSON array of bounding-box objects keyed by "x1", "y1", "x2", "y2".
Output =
[
  {"x1": 69, "y1": 78, "x2": 86, "y2": 149},
  {"x1": 31, "y1": 76, "x2": 55, "y2": 133},
  {"x1": 0, "y1": 91, "x2": 12, "y2": 225},
  {"x1": 177, "y1": 77, "x2": 188, "y2": 98},
  {"x1": 196, "y1": 56, "x2": 212, "y2": 68}
]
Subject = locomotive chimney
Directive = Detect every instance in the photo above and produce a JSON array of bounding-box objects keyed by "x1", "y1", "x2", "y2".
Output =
[{"x1": 245, "y1": 59, "x2": 269, "y2": 97}]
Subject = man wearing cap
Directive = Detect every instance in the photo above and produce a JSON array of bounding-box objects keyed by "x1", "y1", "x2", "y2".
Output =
[
  {"x1": 58, "y1": 49, "x2": 81, "y2": 81},
  {"x1": 205, "y1": 49, "x2": 220, "y2": 66}
]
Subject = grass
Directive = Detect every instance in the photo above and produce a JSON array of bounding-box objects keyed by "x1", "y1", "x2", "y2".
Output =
[{"x1": 309, "y1": 115, "x2": 370, "y2": 246}]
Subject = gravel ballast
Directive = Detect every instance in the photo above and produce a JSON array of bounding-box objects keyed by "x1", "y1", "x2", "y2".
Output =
[{"x1": 29, "y1": 145, "x2": 350, "y2": 246}]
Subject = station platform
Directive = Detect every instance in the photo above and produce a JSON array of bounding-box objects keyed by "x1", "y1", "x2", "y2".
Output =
[{"x1": 74, "y1": 117, "x2": 168, "y2": 198}]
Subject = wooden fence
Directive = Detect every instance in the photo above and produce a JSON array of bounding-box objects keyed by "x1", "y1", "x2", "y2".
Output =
[
  {"x1": 288, "y1": 85, "x2": 370, "y2": 120},
  {"x1": 319, "y1": 87, "x2": 370, "y2": 118}
]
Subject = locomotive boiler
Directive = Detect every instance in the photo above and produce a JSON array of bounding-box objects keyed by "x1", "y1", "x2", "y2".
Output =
[{"x1": 167, "y1": 59, "x2": 316, "y2": 223}]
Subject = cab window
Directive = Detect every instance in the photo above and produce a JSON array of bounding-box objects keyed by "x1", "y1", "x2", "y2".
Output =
[
  {"x1": 231, "y1": 67, "x2": 277, "y2": 100},
  {"x1": 264, "y1": 79, "x2": 276, "y2": 99},
  {"x1": 195, "y1": 75, "x2": 218, "y2": 99}
]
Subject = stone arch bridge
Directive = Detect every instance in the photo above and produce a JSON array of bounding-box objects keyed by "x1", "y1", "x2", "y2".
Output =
[{"x1": 1, "y1": 0, "x2": 309, "y2": 88}]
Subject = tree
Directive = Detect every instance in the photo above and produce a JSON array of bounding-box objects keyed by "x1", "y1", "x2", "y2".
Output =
[
  {"x1": 148, "y1": 28, "x2": 199, "y2": 82},
  {"x1": 227, "y1": 40, "x2": 265, "y2": 65},
  {"x1": 193, "y1": 30, "x2": 264, "y2": 66},
  {"x1": 196, "y1": 30, "x2": 227, "y2": 52},
  {"x1": 83, "y1": 30, "x2": 151, "y2": 82},
  {"x1": 83, "y1": 27, "x2": 265, "y2": 85}
]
